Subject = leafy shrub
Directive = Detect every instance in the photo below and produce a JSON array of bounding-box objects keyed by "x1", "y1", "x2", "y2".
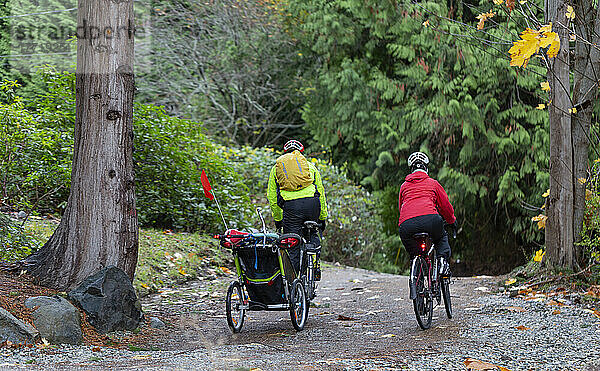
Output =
[
  {"x1": 1, "y1": 70, "x2": 253, "y2": 233},
  {"x1": 134, "y1": 104, "x2": 253, "y2": 231},
  {"x1": 579, "y1": 159, "x2": 600, "y2": 265},
  {"x1": 0, "y1": 80, "x2": 72, "y2": 214},
  {"x1": 0, "y1": 214, "x2": 43, "y2": 261}
]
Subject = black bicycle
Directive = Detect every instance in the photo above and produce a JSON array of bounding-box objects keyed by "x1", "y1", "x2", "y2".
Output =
[
  {"x1": 298, "y1": 220, "x2": 321, "y2": 302},
  {"x1": 409, "y1": 227, "x2": 455, "y2": 330}
]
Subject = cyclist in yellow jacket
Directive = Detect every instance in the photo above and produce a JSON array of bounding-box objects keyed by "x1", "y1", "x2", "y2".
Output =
[{"x1": 267, "y1": 139, "x2": 328, "y2": 276}]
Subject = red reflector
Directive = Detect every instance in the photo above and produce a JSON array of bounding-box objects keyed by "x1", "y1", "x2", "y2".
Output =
[
  {"x1": 421, "y1": 243, "x2": 426, "y2": 250},
  {"x1": 279, "y1": 237, "x2": 299, "y2": 248},
  {"x1": 213, "y1": 234, "x2": 220, "y2": 239},
  {"x1": 267, "y1": 280, "x2": 274, "y2": 286}
]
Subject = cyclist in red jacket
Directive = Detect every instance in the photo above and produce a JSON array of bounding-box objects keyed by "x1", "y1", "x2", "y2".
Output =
[{"x1": 398, "y1": 152, "x2": 456, "y2": 276}]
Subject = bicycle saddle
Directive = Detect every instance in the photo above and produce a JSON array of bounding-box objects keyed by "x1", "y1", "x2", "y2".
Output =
[{"x1": 303, "y1": 221, "x2": 319, "y2": 229}]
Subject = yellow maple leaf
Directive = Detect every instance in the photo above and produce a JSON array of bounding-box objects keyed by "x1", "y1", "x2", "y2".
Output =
[
  {"x1": 509, "y1": 25, "x2": 560, "y2": 67},
  {"x1": 140, "y1": 283, "x2": 149, "y2": 289},
  {"x1": 531, "y1": 214, "x2": 547, "y2": 229},
  {"x1": 534, "y1": 248, "x2": 546, "y2": 262},
  {"x1": 505, "y1": 278, "x2": 517, "y2": 286},
  {"x1": 422, "y1": 19, "x2": 430, "y2": 27},
  {"x1": 542, "y1": 189, "x2": 550, "y2": 197},
  {"x1": 541, "y1": 81, "x2": 551, "y2": 91},
  {"x1": 476, "y1": 11, "x2": 496, "y2": 30},
  {"x1": 570, "y1": 107, "x2": 577, "y2": 114},
  {"x1": 536, "y1": 103, "x2": 546, "y2": 110},
  {"x1": 566, "y1": 5, "x2": 575, "y2": 20}
]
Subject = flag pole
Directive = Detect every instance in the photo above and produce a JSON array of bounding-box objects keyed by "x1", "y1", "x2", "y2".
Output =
[{"x1": 211, "y1": 190, "x2": 229, "y2": 231}]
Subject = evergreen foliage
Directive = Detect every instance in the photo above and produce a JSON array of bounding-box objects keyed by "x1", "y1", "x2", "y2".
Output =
[{"x1": 287, "y1": 0, "x2": 550, "y2": 273}]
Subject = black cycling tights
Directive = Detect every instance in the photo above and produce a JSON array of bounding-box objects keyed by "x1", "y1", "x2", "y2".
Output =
[{"x1": 398, "y1": 214, "x2": 451, "y2": 259}]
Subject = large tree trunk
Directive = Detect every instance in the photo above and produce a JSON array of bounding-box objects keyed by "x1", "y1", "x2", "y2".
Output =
[
  {"x1": 545, "y1": 0, "x2": 574, "y2": 269},
  {"x1": 25, "y1": 0, "x2": 138, "y2": 290},
  {"x1": 572, "y1": 0, "x2": 600, "y2": 264}
]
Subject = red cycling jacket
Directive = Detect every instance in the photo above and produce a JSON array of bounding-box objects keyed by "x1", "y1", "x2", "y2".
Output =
[{"x1": 398, "y1": 171, "x2": 456, "y2": 226}]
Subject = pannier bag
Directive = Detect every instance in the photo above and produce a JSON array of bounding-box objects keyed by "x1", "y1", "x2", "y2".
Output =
[{"x1": 275, "y1": 150, "x2": 313, "y2": 191}]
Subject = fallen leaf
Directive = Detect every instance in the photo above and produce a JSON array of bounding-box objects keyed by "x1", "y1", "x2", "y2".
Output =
[
  {"x1": 552, "y1": 310, "x2": 561, "y2": 315},
  {"x1": 220, "y1": 266, "x2": 232, "y2": 275},
  {"x1": 547, "y1": 300, "x2": 564, "y2": 306},
  {"x1": 515, "y1": 325, "x2": 530, "y2": 330},
  {"x1": 533, "y1": 248, "x2": 546, "y2": 261},
  {"x1": 132, "y1": 354, "x2": 151, "y2": 360},
  {"x1": 536, "y1": 103, "x2": 546, "y2": 110},
  {"x1": 506, "y1": 306, "x2": 526, "y2": 312},
  {"x1": 422, "y1": 19, "x2": 430, "y2": 27},
  {"x1": 464, "y1": 357, "x2": 510, "y2": 370},
  {"x1": 542, "y1": 189, "x2": 550, "y2": 197},
  {"x1": 570, "y1": 107, "x2": 578, "y2": 114},
  {"x1": 381, "y1": 334, "x2": 396, "y2": 338},
  {"x1": 504, "y1": 278, "x2": 517, "y2": 286},
  {"x1": 337, "y1": 314, "x2": 356, "y2": 321},
  {"x1": 493, "y1": 0, "x2": 503, "y2": 4}
]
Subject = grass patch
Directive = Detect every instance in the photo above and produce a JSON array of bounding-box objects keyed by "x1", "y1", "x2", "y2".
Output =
[
  {"x1": 134, "y1": 229, "x2": 231, "y2": 296},
  {"x1": 15, "y1": 218, "x2": 233, "y2": 296}
]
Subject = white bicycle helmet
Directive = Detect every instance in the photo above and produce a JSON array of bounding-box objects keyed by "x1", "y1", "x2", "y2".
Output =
[
  {"x1": 283, "y1": 139, "x2": 304, "y2": 153},
  {"x1": 407, "y1": 152, "x2": 429, "y2": 167}
]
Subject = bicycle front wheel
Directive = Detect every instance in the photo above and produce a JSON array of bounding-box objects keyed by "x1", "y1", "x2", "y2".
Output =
[
  {"x1": 411, "y1": 256, "x2": 433, "y2": 330},
  {"x1": 441, "y1": 277, "x2": 453, "y2": 319}
]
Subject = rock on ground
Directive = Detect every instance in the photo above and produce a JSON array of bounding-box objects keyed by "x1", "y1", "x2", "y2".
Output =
[
  {"x1": 0, "y1": 307, "x2": 39, "y2": 343},
  {"x1": 67, "y1": 266, "x2": 142, "y2": 333},
  {"x1": 24, "y1": 296, "x2": 82, "y2": 345}
]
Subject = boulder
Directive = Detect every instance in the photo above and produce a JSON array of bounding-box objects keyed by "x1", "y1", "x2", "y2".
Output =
[
  {"x1": 68, "y1": 266, "x2": 143, "y2": 333},
  {"x1": 0, "y1": 307, "x2": 39, "y2": 343},
  {"x1": 149, "y1": 317, "x2": 165, "y2": 329},
  {"x1": 24, "y1": 296, "x2": 83, "y2": 344}
]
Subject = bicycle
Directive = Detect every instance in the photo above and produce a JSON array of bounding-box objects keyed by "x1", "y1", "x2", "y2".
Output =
[
  {"x1": 409, "y1": 225, "x2": 455, "y2": 330},
  {"x1": 298, "y1": 220, "x2": 321, "y2": 302}
]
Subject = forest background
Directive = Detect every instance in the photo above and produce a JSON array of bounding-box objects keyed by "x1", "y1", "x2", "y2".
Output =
[{"x1": 1, "y1": 0, "x2": 599, "y2": 276}]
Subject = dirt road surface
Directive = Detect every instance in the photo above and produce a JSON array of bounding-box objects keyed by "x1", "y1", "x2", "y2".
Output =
[{"x1": 3, "y1": 264, "x2": 600, "y2": 370}]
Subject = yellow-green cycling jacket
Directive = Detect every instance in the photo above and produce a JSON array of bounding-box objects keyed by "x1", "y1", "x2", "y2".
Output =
[{"x1": 267, "y1": 161, "x2": 328, "y2": 222}]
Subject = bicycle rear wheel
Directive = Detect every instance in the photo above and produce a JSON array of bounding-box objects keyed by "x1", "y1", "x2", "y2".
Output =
[
  {"x1": 411, "y1": 256, "x2": 433, "y2": 330},
  {"x1": 441, "y1": 277, "x2": 452, "y2": 319}
]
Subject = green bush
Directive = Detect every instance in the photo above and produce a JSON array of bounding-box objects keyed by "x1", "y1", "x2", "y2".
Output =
[
  {"x1": 0, "y1": 80, "x2": 72, "y2": 213},
  {"x1": 579, "y1": 158, "x2": 600, "y2": 265},
  {"x1": 0, "y1": 214, "x2": 43, "y2": 261},
  {"x1": 1, "y1": 70, "x2": 253, "y2": 232},
  {"x1": 133, "y1": 104, "x2": 253, "y2": 231}
]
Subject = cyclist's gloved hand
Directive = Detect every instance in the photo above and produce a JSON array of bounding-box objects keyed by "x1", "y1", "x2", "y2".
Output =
[
  {"x1": 318, "y1": 219, "x2": 326, "y2": 232},
  {"x1": 275, "y1": 220, "x2": 282, "y2": 232}
]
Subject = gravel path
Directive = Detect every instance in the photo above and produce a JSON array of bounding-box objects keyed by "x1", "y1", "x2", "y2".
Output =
[{"x1": 1, "y1": 265, "x2": 599, "y2": 370}]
